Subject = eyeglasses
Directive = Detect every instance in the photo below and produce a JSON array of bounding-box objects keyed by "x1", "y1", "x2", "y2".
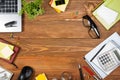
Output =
[{"x1": 82, "y1": 15, "x2": 100, "y2": 39}]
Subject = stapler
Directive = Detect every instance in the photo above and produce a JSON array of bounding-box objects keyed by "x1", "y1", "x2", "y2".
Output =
[{"x1": 4, "y1": 21, "x2": 17, "y2": 27}]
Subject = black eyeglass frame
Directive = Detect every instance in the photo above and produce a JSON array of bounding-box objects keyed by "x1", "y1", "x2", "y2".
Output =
[{"x1": 82, "y1": 15, "x2": 100, "y2": 39}]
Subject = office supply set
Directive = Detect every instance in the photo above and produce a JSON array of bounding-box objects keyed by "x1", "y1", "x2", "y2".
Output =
[
  {"x1": 30, "y1": 64, "x2": 100, "y2": 80},
  {"x1": 78, "y1": 64, "x2": 100, "y2": 80},
  {"x1": 35, "y1": 64, "x2": 98, "y2": 80},
  {"x1": 36, "y1": 71, "x2": 73, "y2": 80},
  {"x1": 84, "y1": 32, "x2": 120, "y2": 79},
  {"x1": 0, "y1": 0, "x2": 70, "y2": 31},
  {"x1": 0, "y1": 0, "x2": 120, "y2": 80},
  {"x1": 80, "y1": 0, "x2": 120, "y2": 39},
  {"x1": 17, "y1": 64, "x2": 96, "y2": 80},
  {"x1": 83, "y1": 2, "x2": 120, "y2": 79}
]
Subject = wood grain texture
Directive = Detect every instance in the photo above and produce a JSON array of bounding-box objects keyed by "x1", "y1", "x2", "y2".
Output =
[{"x1": 0, "y1": 0, "x2": 120, "y2": 80}]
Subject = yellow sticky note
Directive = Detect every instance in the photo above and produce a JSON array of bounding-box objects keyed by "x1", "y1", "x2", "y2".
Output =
[
  {"x1": 36, "y1": 73, "x2": 47, "y2": 80},
  {"x1": 0, "y1": 42, "x2": 14, "y2": 50}
]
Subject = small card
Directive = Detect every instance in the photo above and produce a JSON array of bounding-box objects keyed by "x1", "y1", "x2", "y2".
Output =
[{"x1": 36, "y1": 73, "x2": 48, "y2": 80}]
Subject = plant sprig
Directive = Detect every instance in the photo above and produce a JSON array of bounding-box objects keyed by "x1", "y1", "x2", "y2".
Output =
[{"x1": 20, "y1": 0, "x2": 45, "y2": 19}]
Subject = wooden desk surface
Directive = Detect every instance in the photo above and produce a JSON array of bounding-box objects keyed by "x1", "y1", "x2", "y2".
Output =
[{"x1": 0, "y1": 0, "x2": 120, "y2": 80}]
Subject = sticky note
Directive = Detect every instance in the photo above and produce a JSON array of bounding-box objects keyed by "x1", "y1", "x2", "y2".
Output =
[
  {"x1": 0, "y1": 42, "x2": 14, "y2": 50},
  {"x1": 1, "y1": 46, "x2": 14, "y2": 59},
  {"x1": 36, "y1": 73, "x2": 48, "y2": 80}
]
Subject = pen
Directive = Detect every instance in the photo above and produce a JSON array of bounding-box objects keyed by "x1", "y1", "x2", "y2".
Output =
[
  {"x1": 90, "y1": 44, "x2": 106, "y2": 62},
  {"x1": 65, "y1": 19, "x2": 82, "y2": 21},
  {"x1": 78, "y1": 64, "x2": 84, "y2": 80},
  {"x1": 83, "y1": 66, "x2": 100, "y2": 80}
]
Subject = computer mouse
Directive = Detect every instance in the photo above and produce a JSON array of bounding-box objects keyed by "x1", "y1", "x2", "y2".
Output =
[{"x1": 17, "y1": 66, "x2": 33, "y2": 80}]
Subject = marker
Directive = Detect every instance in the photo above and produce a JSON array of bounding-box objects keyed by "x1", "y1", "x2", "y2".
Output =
[
  {"x1": 78, "y1": 64, "x2": 84, "y2": 80},
  {"x1": 83, "y1": 66, "x2": 100, "y2": 80}
]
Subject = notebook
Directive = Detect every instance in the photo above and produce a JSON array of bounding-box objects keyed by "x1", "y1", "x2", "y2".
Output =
[
  {"x1": 93, "y1": 0, "x2": 120, "y2": 30},
  {"x1": 0, "y1": 0, "x2": 22, "y2": 32},
  {"x1": 0, "y1": 38, "x2": 20, "y2": 68},
  {"x1": 0, "y1": 66, "x2": 13, "y2": 80},
  {"x1": 84, "y1": 32, "x2": 120, "y2": 79}
]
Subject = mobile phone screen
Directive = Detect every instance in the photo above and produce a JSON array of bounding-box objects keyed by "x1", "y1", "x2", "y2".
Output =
[{"x1": 55, "y1": 0, "x2": 65, "y2": 6}]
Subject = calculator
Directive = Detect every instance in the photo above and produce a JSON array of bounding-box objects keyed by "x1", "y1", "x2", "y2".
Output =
[{"x1": 97, "y1": 47, "x2": 120, "y2": 71}]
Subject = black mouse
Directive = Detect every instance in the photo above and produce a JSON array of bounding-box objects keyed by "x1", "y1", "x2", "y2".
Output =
[{"x1": 17, "y1": 66, "x2": 33, "y2": 80}]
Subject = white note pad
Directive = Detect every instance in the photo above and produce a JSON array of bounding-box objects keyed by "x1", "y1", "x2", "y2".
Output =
[
  {"x1": 96, "y1": 5, "x2": 118, "y2": 25},
  {"x1": 1, "y1": 46, "x2": 14, "y2": 59}
]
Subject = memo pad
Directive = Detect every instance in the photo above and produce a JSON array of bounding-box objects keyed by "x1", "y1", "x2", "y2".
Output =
[
  {"x1": 93, "y1": 0, "x2": 120, "y2": 30},
  {"x1": 1, "y1": 46, "x2": 14, "y2": 59},
  {"x1": 96, "y1": 5, "x2": 118, "y2": 25},
  {"x1": 0, "y1": 38, "x2": 20, "y2": 67}
]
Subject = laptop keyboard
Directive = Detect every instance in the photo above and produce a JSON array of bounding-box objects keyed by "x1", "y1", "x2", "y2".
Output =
[{"x1": 0, "y1": 0, "x2": 18, "y2": 13}]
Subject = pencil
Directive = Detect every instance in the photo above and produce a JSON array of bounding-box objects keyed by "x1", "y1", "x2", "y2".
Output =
[{"x1": 78, "y1": 64, "x2": 84, "y2": 80}]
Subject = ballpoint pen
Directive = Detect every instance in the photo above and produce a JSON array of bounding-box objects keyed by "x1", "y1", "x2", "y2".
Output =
[
  {"x1": 90, "y1": 44, "x2": 106, "y2": 62},
  {"x1": 83, "y1": 66, "x2": 100, "y2": 80},
  {"x1": 78, "y1": 64, "x2": 84, "y2": 80}
]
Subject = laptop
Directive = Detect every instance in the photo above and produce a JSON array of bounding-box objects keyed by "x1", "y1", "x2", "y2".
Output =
[{"x1": 0, "y1": 0, "x2": 22, "y2": 32}]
